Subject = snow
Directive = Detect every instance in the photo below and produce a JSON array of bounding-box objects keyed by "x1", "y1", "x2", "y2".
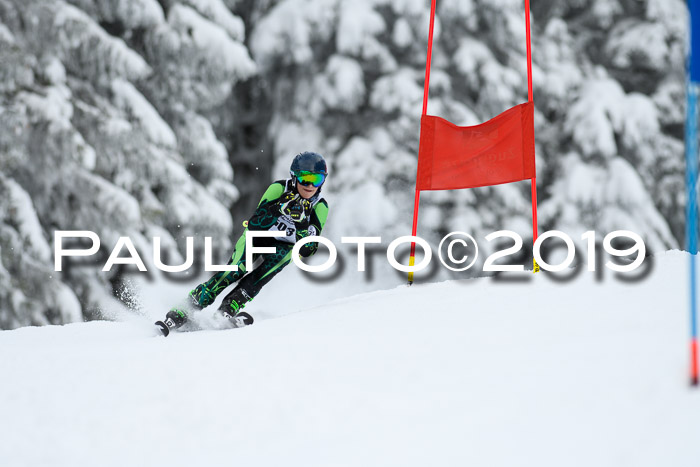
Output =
[
  {"x1": 0, "y1": 0, "x2": 690, "y2": 424},
  {"x1": 159, "y1": 158, "x2": 234, "y2": 238},
  {"x1": 0, "y1": 22, "x2": 15, "y2": 44},
  {"x1": 453, "y1": 37, "x2": 496, "y2": 85},
  {"x1": 175, "y1": 111, "x2": 232, "y2": 183},
  {"x1": 19, "y1": 85, "x2": 73, "y2": 131},
  {"x1": 565, "y1": 78, "x2": 626, "y2": 159},
  {"x1": 653, "y1": 79, "x2": 685, "y2": 129},
  {"x1": 646, "y1": 0, "x2": 687, "y2": 32},
  {"x1": 71, "y1": 131, "x2": 98, "y2": 171},
  {"x1": 392, "y1": 17, "x2": 413, "y2": 48},
  {"x1": 76, "y1": 170, "x2": 144, "y2": 236},
  {"x1": 445, "y1": 100, "x2": 480, "y2": 126},
  {"x1": 438, "y1": 0, "x2": 476, "y2": 21},
  {"x1": 270, "y1": 121, "x2": 325, "y2": 173},
  {"x1": 540, "y1": 154, "x2": 676, "y2": 253},
  {"x1": 590, "y1": 0, "x2": 623, "y2": 29},
  {"x1": 386, "y1": 0, "x2": 425, "y2": 16},
  {"x1": 52, "y1": 281, "x2": 83, "y2": 323},
  {"x1": 334, "y1": 136, "x2": 379, "y2": 187},
  {"x1": 0, "y1": 178, "x2": 52, "y2": 263},
  {"x1": 370, "y1": 68, "x2": 423, "y2": 115},
  {"x1": 336, "y1": 0, "x2": 385, "y2": 56},
  {"x1": 538, "y1": 19, "x2": 583, "y2": 107},
  {"x1": 167, "y1": 4, "x2": 255, "y2": 80},
  {"x1": 177, "y1": 0, "x2": 245, "y2": 41},
  {"x1": 41, "y1": 57, "x2": 67, "y2": 85},
  {"x1": 67, "y1": 0, "x2": 165, "y2": 29},
  {"x1": 479, "y1": 60, "x2": 523, "y2": 109},
  {"x1": 620, "y1": 93, "x2": 660, "y2": 149},
  {"x1": 111, "y1": 78, "x2": 177, "y2": 149},
  {"x1": 316, "y1": 55, "x2": 366, "y2": 112},
  {"x1": 331, "y1": 178, "x2": 399, "y2": 236},
  {"x1": 565, "y1": 78, "x2": 662, "y2": 160},
  {"x1": 605, "y1": 20, "x2": 671, "y2": 72},
  {"x1": 249, "y1": 0, "x2": 337, "y2": 68},
  {"x1": 426, "y1": 68, "x2": 451, "y2": 95},
  {"x1": 1, "y1": 251, "x2": 699, "y2": 466},
  {"x1": 51, "y1": 1, "x2": 152, "y2": 82},
  {"x1": 249, "y1": 0, "x2": 313, "y2": 66}
]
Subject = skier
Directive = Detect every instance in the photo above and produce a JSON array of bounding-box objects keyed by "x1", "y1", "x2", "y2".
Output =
[{"x1": 155, "y1": 151, "x2": 329, "y2": 336}]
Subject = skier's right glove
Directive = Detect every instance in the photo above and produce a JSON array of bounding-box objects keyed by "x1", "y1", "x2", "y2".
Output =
[{"x1": 280, "y1": 193, "x2": 312, "y2": 223}]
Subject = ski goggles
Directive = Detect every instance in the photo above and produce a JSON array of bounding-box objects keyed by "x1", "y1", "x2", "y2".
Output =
[{"x1": 295, "y1": 170, "x2": 326, "y2": 187}]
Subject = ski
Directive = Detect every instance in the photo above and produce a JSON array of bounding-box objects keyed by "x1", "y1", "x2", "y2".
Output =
[
  {"x1": 222, "y1": 310, "x2": 254, "y2": 328},
  {"x1": 154, "y1": 320, "x2": 169, "y2": 337},
  {"x1": 154, "y1": 317, "x2": 178, "y2": 337},
  {"x1": 154, "y1": 311, "x2": 254, "y2": 337}
]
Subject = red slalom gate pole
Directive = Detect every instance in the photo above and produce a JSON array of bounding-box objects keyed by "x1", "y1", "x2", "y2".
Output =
[
  {"x1": 421, "y1": 0, "x2": 437, "y2": 118},
  {"x1": 525, "y1": 0, "x2": 533, "y2": 103},
  {"x1": 408, "y1": 189, "x2": 422, "y2": 284},
  {"x1": 408, "y1": 0, "x2": 437, "y2": 285},
  {"x1": 524, "y1": 0, "x2": 539, "y2": 272}
]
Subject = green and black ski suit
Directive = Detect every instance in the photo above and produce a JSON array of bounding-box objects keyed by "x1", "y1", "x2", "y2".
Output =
[{"x1": 188, "y1": 178, "x2": 329, "y2": 315}]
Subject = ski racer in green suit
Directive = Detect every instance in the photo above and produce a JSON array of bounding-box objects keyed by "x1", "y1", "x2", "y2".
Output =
[{"x1": 156, "y1": 152, "x2": 329, "y2": 336}]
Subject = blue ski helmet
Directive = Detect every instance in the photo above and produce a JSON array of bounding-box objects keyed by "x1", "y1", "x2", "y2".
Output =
[{"x1": 290, "y1": 151, "x2": 328, "y2": 188}]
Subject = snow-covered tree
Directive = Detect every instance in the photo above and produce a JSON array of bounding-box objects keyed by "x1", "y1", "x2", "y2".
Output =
[
  {"x1": 245, "y1": 0, "x2": 685, "y2": 276},
  {"x1": 0, "y1": 0, "x2": 254, "y2": 328}
]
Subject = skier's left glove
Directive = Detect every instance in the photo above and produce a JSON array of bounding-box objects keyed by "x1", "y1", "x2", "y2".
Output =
[{"x1": 295, "y1": 225, "x2": 319, "y2": 257}]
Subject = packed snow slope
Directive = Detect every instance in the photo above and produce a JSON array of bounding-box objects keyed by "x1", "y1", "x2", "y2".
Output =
[{"x1": 1, "y1": 251, "x2": 700, "y2": 467}]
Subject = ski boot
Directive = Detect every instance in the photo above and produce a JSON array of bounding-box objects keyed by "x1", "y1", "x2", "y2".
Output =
[
  {"x1": 156, "y1": 288, "x2": 207, "y2": 336},
  {"x1": 219, "y1": 288, "x2": 254, "y2": 328},
  {"x1": 155, "y1": 308, "x2": 188, "y2": 337}
]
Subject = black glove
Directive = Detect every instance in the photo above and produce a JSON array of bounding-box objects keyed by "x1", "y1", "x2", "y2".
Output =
[{"x1": 281, "y1": 193, "x2": 312, "y2": 223}]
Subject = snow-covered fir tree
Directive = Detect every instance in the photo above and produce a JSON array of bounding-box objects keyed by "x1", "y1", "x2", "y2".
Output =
[{"x1": 0, "y1": 0, "x2": 253, "y2": 327}]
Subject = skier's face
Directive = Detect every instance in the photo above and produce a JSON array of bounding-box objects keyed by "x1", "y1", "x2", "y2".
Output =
[{"x1": 296, "y1": 181, "x2": 318, "y2": 199}]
